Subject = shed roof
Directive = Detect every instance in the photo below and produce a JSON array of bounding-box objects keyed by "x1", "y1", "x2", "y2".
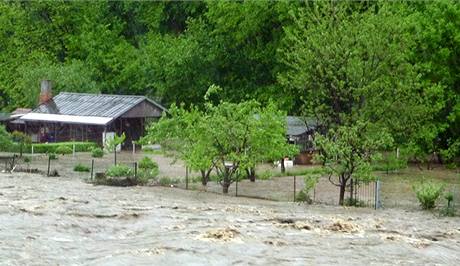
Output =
[
  {"x1": 33, "y1": 92, "x2": 165, "y2": 119},
  {"x1": 286, "y1": 116, "x2": 317, "y2": 136}
]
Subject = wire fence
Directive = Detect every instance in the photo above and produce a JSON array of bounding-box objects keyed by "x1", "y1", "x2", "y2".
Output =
[{"x1": 2, "y1": 151, "x2": 458, "y2": 210}]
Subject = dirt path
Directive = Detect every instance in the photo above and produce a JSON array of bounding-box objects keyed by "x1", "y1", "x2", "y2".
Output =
[{"x1": 1, "y1": 173, "x2": 459, "y2": 265}]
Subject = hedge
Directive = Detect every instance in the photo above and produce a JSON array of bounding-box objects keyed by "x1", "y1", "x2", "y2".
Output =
[{"x1": 4, "y1": 141, "x2": 98, "y2": 154}]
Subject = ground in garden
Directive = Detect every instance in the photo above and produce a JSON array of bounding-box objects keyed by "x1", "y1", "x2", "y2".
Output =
[
  {"x1": 1, "y1": 172, "x2": 460, "y2": 265},
  {"x1": 5, "y1": 151, "x2": 460, "y2": 207}
]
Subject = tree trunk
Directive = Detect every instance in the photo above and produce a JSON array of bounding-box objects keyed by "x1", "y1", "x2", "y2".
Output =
[
  {"x1": 222, "y1": 168, "x2": 231, "y2": 194},
  {"x1": 339, "y1": 183, "x2": 346, "y2": 206},
  {"x1": 338, "y1": 175, "x2": 347, "y2": 206},
  {"x1": 281, "y1": 158, "x2": 285, "y2": 173},
  {"x1": 246, "y1": 167, "x2": 256, "y2": 182},
  {"x1": 200, "y1": 169, "x2": 209, "y2": 186},
  {"x1": 222, "y1": 182, "x2": 230, "y2": 194}
]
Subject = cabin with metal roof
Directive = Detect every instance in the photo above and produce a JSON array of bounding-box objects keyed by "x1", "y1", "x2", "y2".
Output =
[{"x1": 16, "y1": 80, "x2": 165, "y2": 148}]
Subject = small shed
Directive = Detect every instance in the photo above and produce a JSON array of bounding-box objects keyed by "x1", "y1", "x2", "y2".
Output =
[
  {"x1": 18, "y1": 87, "x2": 165, "y2": 148},
  {"x1": 286, "y1": 116, "x2": 317, "y2": 165}
]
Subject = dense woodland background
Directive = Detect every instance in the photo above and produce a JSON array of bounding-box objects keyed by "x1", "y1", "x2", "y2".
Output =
[{"x1": 0, "y1": 1, "x2": 459, "y2": 161}]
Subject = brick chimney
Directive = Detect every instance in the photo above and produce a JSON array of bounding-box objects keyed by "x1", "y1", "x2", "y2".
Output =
[{"x1": 39, "y1": 80, "x2": 52, "y2": 104}]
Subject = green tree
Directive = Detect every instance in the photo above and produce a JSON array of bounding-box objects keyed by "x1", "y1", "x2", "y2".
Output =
[
  {"x1": 196, "y1": 93, "x2": 297, "y2": 193},
  {"x1": 315, "y1": 121, "x2": 393, "y2": 205},
  {"x1": 144, "y1": 87, "x2": 297, "y2": 193},
  {"x1": 280, "y1": 2, "x2": 426, "y2": 129},
  {"x1": 143, "y1": 104, "x2": 215, "y2": 186}
]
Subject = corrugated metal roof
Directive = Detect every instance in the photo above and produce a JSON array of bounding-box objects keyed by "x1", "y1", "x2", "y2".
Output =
[
  {"x1": 33, "y1": 92, "x2": 165, "y2": 119},
  {"x1": 286, "y1": 116, "x2": 317, "y2": 136}
]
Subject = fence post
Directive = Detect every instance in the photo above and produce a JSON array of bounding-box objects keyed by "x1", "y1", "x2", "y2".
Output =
[
  {"x1": 91, "y1": 159, "x2": 94, "y2": 180},
  {"x1": 47, "y1": 155, "x2": 51, "y2": 176},
  {"x1": 235, "y1": 178, "x2": 238, "y2": 197},
  {"x1": 293, "y1": 175, "x2": 296, "y2": 202},
  {"x1": 134, "y1": 162, "x2": 138, "y2": 180},
  {"x1": 185, "y1": 166, "x2": 189, "y2": 190},
  {"x1": 374, "y1": 179, "x2": 381, "y2": 210},
  {"x1": 31, "y1": 145, "x2": 34, "y2": 160},
  {"x1": 132, "y1": 142, "x2": 136, "y2": 156}
]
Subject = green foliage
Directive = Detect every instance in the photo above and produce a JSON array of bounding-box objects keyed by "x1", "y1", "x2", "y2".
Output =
[
  {"x1": 105, "y1": 133, "x2": 126, "y2": 152},
  {"x1": 373, "y1": 152, "x2": 408, "y2": 173},
  {"x1": 296, "y1": 174, "x2": 320, "y2": 204},
  {"x1": 0, "y1": 125, "x2": 13, "y2": 151},
  {"x1": 48, "y1": 153, "x2": 58, "y2": 160},
  {"x1": 73, "y1": 163, "x2": 90, "y2": 172},
  {"x1": 441, "y1": 191, "x2": 456, "y2": 217},
  {"x1": 5, "y1": 142, "x2": 97, "y2": 154},
  {"x1": 258, "y1": 170, "x2": 272, "y2": 181},
  {"x1": 295, "y1": 190, "x2": 309, "y2": 203},
  {"x1": 91, "y1": 147, "x2": 104, "y2": 158},
  {"x1": 106, "y1": 164, "x2": 133, "y2": 178},
  {"x1": 145, "y1": 93, "x2": 298, "y2": 193},
  {"x1": 137, "y1": 156, "x2": 159, "y2": 184},
  {"x1": 413, "y1": 181, "x2": 445, "y2": 210},
  {"x1": 11, "y1": 131, "x2": 31, "y2": 144},
  {"x1": 138, "y1": 156, "x2": 158, "y2": 170},
  {"x1": 0, "y1": 1, "x2": 458, "y2": 169},
  {"x1": 315, "y1": 121, "x2": 393, "y2": 205},
  {"x1": 55, "y1": 145, "x2": 73, "y2": 155}
]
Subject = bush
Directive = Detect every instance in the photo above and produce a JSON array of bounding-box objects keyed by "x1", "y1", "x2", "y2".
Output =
[
  {"x1": 136, "y1": 157, "x2": 159, "y2": 184},
  {"x1": 295, "y1": 190, "x2": 311, "y2": 203},
  {"x1": 138, "y1": 156, "x2": 158, "y2": 170},
  {"x1": 441, "y1": 192, "x2": 456, "y2": 217},
  {"x1": 91, "y1": 147, "x2": 104, "y2": 158},
  {"x1": 49, "y1": 153, "x2": 58, "y2": 160},
  {"x1": 74, "y1": 163, "x2": 90, "y2": 172},
  {"x1": 11, "y1": 141, "x2": 98, "y2": 154},
  {"x1": 413, "y1": 181, "x2": 444, "y2": 210},
  {"x1": 258, "y1": 170, "x2": 272, "y2": 180},
  {"x1": 372, "y1": 153, "x2": 407, "y2": 173},
  {"x1": 106, "y1": 165, "x2": 133, "y2": 177},
  {"x1": 56, "y1": 145, "x2": 73, "y2": 155},
  {"x1": 296, "y1": 174, "x2": 319, "y2": 204}
]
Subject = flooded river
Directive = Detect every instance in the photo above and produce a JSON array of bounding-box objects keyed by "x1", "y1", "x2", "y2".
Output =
[{"x1": 1, "y1": 173, "x2": 459, "y2": 265}]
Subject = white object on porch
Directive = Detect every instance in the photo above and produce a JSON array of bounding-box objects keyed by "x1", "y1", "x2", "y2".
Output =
[{"x1": 103, "y1": 132, "x2": 121, "y2": 152}]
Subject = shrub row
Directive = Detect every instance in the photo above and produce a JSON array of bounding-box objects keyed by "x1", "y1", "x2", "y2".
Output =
[{"x1": 5, "y1": 141, "x2": 98, "y2": 154}]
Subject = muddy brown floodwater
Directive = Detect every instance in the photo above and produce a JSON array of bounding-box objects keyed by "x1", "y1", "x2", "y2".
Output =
[{"x1": 1, "y1": 173, "x2": 460, "y2": 265}]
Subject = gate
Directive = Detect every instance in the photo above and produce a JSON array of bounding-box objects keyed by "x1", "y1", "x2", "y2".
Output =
[{"x1": 349, "y1": 178, "x2": 381, "y2": 209}]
